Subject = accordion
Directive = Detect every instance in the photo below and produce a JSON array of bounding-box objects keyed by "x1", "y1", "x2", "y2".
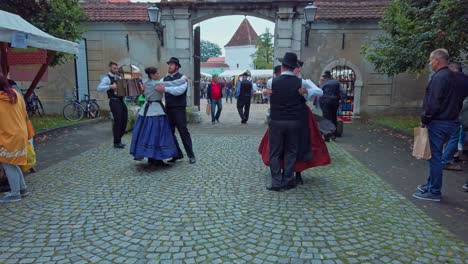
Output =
[{"x1": 115, "y1": 78, "x2": 141, "y2": 97}]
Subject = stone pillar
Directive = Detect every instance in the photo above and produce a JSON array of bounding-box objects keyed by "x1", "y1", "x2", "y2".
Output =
[
  {"x1": 274, "y1": 7, "x2": 303, "y2": 63},
  {"x1": 161, "y1": 8, "x2": 195, "y2": 108},
  {"x1": 353, "y1": 80, "x2": 363, "y2": 118}
]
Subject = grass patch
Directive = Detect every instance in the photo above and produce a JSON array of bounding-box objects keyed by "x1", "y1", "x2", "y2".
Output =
[
  {"x1": 373, "y1": 116, "x2": 420, "y2": 134},
  {"x1": 30, "y1": 115, "x2": 86, "y2": 132}
]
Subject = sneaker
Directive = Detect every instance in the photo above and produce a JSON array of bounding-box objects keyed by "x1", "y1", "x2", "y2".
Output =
[
  {"x1": 0, "y1": 193, "x2": 21, "y2": 203},
  {"x1": 417, "y1": 184, "x2": 428, "y2": 193},
  {"x1": 443, "y1": 164, "x2": 462, "y2": 171},
  {"x1": 463, "y1": 183, "x2": 468, "y2": 192},
  {"x1": 412, "y1": 192, "x2": 441, "y2": 202},
  {"x1": 20, "y1": 189, "x2": 29, "y2": 197},
  {"x1": 212, "y1": 121, "x2": 216, "y2": 125}
]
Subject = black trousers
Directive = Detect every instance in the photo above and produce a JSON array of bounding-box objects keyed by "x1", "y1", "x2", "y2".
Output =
[
  {"x1": 237, "y1": 97, "x2": 251, "y2": 122},
  {"x1": 269, "y1": 120, "x2": 301, "y2": 188},
  {"x1": 166, "y1": 107, "x2": 195, "y2": 159},
  {"x1": 320, "y1": 99, "x2": 339, "y2": 127},
  {"x1": 109, "y1": 99, "x2": 128, "y2": 144}
]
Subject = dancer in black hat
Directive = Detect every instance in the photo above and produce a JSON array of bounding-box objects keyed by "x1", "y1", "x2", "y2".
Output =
[{"x1": 155, "y1": 57, "x2": 196, "y2": 164}]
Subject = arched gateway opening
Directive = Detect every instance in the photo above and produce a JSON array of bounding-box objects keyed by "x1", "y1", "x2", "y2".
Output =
[{"x1": 156, "y1": 0, "x2": 309, "y2": 109}]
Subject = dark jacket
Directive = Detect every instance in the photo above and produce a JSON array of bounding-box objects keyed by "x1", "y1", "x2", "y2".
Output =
[
  {"x1": 421, "y1": 67, "x2": 465, "y2": 124},
  {"x1": 320, "y1": 79, "x2": 342, "y2": 101}
]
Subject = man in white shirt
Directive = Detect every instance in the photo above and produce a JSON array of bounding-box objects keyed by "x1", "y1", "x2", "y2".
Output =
[{"x1": 97, "y1": 61, "x2": 128, "y2": 149}]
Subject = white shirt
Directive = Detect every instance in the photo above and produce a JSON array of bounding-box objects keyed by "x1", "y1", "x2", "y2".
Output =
[
  {"x1": 97, "y1": 72, "x2": 119, "y2": 92},
  {"x1": 160, "y1": 72, "x2": 188, "y2": 96},
  {"x1": 266, "y1": 72, "x2": 323, "y2": 100}
]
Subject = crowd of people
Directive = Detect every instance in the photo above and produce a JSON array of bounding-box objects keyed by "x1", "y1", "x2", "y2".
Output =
[{"x1": 0, "y1": 48, "x2": 466, "y2": 203}]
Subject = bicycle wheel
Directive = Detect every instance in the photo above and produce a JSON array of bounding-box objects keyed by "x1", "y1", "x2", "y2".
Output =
[
  {"x1": 35, "y1": 98, "x2": 45, "y2": 117},
  {"x1": 88, "y1": 101, "x2": 100, "y2": 119},
  {"x1": 63, "y1": 103, "x2": 84, "y2": 121}
]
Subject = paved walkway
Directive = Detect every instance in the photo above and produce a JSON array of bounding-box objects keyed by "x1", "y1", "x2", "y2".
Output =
[{"x1": 1, "y1": 100, "x2": 467, "y2": 263}]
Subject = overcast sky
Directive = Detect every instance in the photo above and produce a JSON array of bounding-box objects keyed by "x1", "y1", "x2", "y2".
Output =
[{"x1": 194, "y1": 16, "x2": 275, "y2": 56}]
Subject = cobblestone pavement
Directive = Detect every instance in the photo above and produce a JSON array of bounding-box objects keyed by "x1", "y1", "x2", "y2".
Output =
[{"x1": 1, "y1": 132, "x2": 467, "y2": 263}]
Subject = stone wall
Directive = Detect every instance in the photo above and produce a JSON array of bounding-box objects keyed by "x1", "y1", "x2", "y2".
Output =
[
  {"x1": 40, "y1": 22, "x2": 160, "y2": 114},
  {"x1": 301, "y1": 21, "x2": 426, "y2": 117}
]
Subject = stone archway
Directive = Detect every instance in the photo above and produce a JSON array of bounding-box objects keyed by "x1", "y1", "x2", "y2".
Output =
[
  {"x1": 322, "y1": 59, "x2": 364, "y2": 117},
  {"x1": 156, "y1": 0, "x2": 309, "y2": 106}
]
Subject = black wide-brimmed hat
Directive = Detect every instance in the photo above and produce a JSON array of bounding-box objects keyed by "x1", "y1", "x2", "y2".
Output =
[
  {"x1": 322, "y1": 70, "x2": 332, "y2": 78},
  {"x1": 166, "y1": 57, "x2": 181, "y2": 68},
  {"x1": 278, "y1": 52, "x2": 299, "y2": 68}
]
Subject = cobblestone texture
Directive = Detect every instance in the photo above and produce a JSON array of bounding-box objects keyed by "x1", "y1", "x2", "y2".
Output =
[{"x1": 0, "y1": 135, "x2": 467, "y2": 263}]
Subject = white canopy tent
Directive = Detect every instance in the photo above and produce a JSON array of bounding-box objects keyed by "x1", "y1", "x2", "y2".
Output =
[
  {"x1": 0, "y1": 10, "x2": 78, "y2": 54},
  {"x1": 219, "y1": 69, "x2": 273, "y2": 79},
  {"x1": 201, "y1": 72, "x2": 212, "y2": 78}
]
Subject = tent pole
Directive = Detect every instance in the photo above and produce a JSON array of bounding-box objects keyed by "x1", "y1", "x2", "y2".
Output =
[
  {"x1": 24, "y1": 51, "x2": 56, "y2": 99},
  {"x1": 0, "y1": 42, "x2": 8, "y2": 75}
]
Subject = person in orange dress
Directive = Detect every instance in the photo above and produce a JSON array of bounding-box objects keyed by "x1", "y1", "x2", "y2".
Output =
[{"x1": 0, "y1": 73, "x2": 29, "y2": 203}]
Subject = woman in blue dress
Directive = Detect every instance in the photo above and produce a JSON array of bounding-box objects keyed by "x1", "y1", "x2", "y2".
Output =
[{"x1": 130, "y1": 67, "x2": 187, "y2": 166}]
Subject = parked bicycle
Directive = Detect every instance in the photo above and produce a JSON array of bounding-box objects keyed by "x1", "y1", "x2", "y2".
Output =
[
  {"x1": 63, "y1": 91, "x2": 100, "y2": 121},
  {"x1": 21, "y1": 86, "x2": 44, "y2": 117}
]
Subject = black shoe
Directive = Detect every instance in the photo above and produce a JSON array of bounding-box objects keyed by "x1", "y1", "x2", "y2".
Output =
[
  {"x1": 266, "y1": 186, "x2": 283, "y2": 192},
  {"x1": 114, "y1": 143, "x2": 125, "y2": 149},
  {"x1": 284, "y1": 183, "x2": 298, "y2": 191},
  {"x1": 189, "y1": 157, "x2": 196, "y2": 164},
  {"x1": 167, "y1": 157, "x2": 182, "y2": 163},
  {"x1": 296, "y1": 172, "x2": 304, "y2": 185},
  {"x1": 148, "y1": 159, "x2": 168, "y2": 167}
]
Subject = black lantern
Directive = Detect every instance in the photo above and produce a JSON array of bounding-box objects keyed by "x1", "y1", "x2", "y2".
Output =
[
  {"x1": 304, "y1": 3, "x2": 318, "y2": 47},
  {"x1": 147, "y1": 5, "x2": 164, "y2": 46},
  {"x1": 304, "y1": 3, "x2": 318, "y2": 24}
]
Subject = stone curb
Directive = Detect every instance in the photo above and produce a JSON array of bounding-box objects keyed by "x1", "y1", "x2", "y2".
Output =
[{"x1": 35, "y1": 117, "x2": 108, "y2": 136}]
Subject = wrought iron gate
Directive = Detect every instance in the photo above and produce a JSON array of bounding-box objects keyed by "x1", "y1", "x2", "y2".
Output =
[{"x1": 331, "y1": 66, "x2": 356, "y2": 122}]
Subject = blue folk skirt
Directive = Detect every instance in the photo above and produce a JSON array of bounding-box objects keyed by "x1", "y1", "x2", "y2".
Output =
[{"x1": 130, "y1": 115, "x2": 178, "y2": 161}]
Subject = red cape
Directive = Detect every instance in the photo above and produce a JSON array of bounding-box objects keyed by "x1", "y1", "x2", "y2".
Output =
[{"x1": 258, "y1": 108, "x2": 331, "y2": 172}]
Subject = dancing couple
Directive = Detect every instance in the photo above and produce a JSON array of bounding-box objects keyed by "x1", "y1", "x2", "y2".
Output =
[
  {"x1": 130, "y1": 57, "x2": 196, "y2": 166},
  {"x1": 259, "y1": 52, "x2": 331, "y2": 191}
]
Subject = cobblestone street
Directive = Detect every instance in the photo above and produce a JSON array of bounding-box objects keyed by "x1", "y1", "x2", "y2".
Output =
[{"x1": 1, "y1": 101, "x2": 467, "y2": 263}]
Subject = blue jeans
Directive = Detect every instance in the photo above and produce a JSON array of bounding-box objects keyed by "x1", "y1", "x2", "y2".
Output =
[
  {"x1": 426, "y1": 120, "x2": 459, "y2": 195},
  {"x1": 211, "y1": 99, "x2": 222, "y2": 122},
  {"x1": 441, "y1": 125, "x2": 463, "y2": 165}
]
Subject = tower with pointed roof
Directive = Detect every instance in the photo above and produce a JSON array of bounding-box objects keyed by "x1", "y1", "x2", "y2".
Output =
[{"x1": 224, "y1": 18, "x2": 258, "y2": 70}]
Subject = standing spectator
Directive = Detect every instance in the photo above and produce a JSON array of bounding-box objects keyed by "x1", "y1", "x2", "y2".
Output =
[
  {"x1": 441, "y1": 62, "x2": 468, "y2": 171},
  {"x1": 225, "y1": 80, "x2": 233, "y2": 104},
  {"x1": 207, "y1": 75, "x2": 223, "y2": 124},
  {"x1": 200, "y1": 79, "x2": 207, "y2": 99},
  {"x1": 0, "y1": 73, "x2": 29, "y2": 203},
  {"x1": 319, "y1": 71, "x2": 342, "y2": 141},
  {"x1": 413, "y1": 49, "x2": 467, "y2": 202}
]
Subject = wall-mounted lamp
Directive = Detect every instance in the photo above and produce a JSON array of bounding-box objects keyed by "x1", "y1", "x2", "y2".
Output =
[
  {"x1": 147, "y1": 5, "x2": 165, "y2": 47},
  {"x1": 304, "y1": 2, "x2": 318, "y2": 47}
]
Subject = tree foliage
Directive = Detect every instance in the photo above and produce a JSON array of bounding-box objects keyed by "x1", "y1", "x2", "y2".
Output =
[
  {"x1": 252, "y1": 28, "x2": 274, "y2": 69},
  {"x1": 0, "y1": 0, "x2": 87, "y2": 66},
  {"x1": 200, "y1": 40, "x2": 222, "y2": 62},
  {"x1": 362, "y1": 0, "x2": 468, "y2": 76}
]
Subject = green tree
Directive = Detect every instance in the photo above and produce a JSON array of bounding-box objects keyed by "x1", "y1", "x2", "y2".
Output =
[
  {"x1": 200, "y1": 40, "x2": 222, "y2": 62},
  {"x1": 362, "y1": 0, "x2": 468, "y2": 76},
  {"x1": 0, "y1": 0, "x2": 87, "y2": 66},
  {"x1": 252, "y1": 28, "x2": 274, "y2": 69}
]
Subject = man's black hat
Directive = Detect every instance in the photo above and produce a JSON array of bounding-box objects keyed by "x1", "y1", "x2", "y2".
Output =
[
  {"x1": 322, "y1": 70, "x2": 332, "y2": 79},
  {"x1": 278, "y1": 52, "x2": 300, "y2": 69},
  {"x1": 273, "y1": 65, "x2": 281, "y2": 75},
  {"x1": 166, "y1": 57, "x2": 181, "y2": 68}
]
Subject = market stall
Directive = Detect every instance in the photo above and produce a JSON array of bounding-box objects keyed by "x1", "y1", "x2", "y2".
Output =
[{"x1": 0, "y1": 10, "x2": 78, "y2": 98}]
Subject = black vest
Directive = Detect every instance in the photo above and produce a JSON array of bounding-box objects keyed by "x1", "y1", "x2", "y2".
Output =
[
  {"x1": 106, "y1": 74, "x2": 120, "y2": 99},
  {"x1": 270, "y1": 75, "x2": 305, "y2": 121},
  {"x1": 239, "y1": 80, "x2": 252, "y2": 98},
  {"x1": 164, "y1": 72, "x2": 186, "y2": 108}
]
